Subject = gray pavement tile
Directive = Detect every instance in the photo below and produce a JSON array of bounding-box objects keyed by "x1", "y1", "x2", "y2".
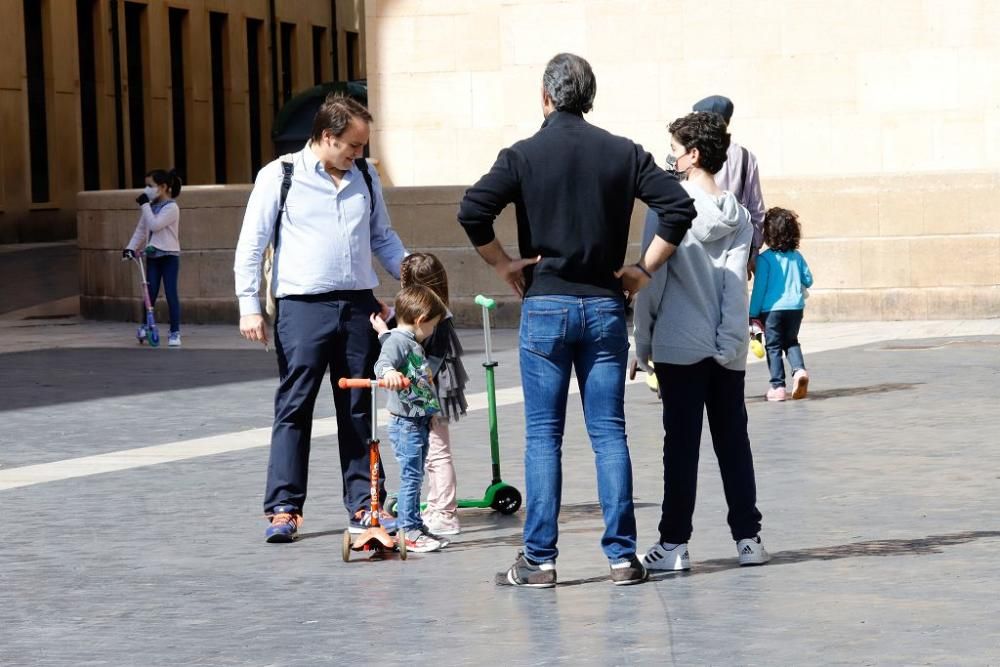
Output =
[{"x1": 2, "y1": 336, "x2": 999, "y2": 664}]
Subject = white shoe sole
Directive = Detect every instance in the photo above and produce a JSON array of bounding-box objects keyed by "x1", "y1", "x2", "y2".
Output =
[
  {"x1": 643, "y1": 545, "x2": 691, "y2": 571},
  {"x1": 791, "y1": 373, "x2": 809, "y2": 399},
  {"x1": 506, "y1": 570, "x2": 556, "y2": 588}
]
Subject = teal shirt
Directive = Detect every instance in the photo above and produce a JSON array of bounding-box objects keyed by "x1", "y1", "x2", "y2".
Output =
[{"x1": 749, "y1": 249, "x2": 813, "y2": 316}]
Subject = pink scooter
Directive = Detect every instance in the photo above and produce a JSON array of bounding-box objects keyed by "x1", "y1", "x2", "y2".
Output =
[{"x1": 124, "y1": 252, "x2": 160, "y2": 347}]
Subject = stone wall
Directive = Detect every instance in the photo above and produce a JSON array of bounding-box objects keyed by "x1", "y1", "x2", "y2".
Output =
[{"x1": 78, "y1": 173, "x2": 1000, "y2": 326}]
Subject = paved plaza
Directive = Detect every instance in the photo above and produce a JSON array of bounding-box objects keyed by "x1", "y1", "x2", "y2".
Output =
[{"x1": 1, "y1": 316, "x2": 999, "y2": 665}]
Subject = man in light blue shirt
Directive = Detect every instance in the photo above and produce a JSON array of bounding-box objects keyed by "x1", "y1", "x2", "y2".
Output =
[{"x1": 234, "y1": 95, "x2": 408, "y2": 543}]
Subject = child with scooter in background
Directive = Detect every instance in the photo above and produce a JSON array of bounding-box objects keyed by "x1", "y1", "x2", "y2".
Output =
[{"x1": 123, "y1": 169, "x2": 183, "y2": 347}]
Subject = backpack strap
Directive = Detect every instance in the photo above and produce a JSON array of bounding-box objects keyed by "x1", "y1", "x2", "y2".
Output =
[
  {"x1": 738, "y1": 146, "x2": 750, "y2": 201},
  {"x1": 354, "y1": 157, "x2": 376, "y2": 214},
  {"x1": 274, "y1": 154, "x2": 295, "y2": 247}
]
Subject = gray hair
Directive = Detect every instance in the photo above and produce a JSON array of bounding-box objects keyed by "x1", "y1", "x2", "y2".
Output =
[{"x1": 542, "y1": 53, "x2": 596, "y2": 114}]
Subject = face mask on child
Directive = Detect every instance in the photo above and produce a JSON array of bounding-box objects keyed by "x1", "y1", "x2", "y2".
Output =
[
  {"x1": 143, "y1": 185, "x2": 158, "y2": 201},
  {"x1": 665, "y1": 151, "x2": 691, "y2": 180}
]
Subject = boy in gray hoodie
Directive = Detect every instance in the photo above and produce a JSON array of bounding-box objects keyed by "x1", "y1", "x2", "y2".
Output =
[{"x1": 633, "y1": 111, "x2": 770, "y2": 572}]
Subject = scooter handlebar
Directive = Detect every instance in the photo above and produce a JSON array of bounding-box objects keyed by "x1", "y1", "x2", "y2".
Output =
[
  {"x1": 474, "y1": 294, "x2": 496, "y2": 310},
  {"x1": 338, "y1": 377, "x2": 411, "y2": 389}
]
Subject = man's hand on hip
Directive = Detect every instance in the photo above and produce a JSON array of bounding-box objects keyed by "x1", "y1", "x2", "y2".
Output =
[
  {"x1": 240, "y1": 314, "x2": 269, "y2": 346},
  {"x1": 494, "y1": 255, "x2": 541, "y2": 298},
  {"x1": 614, "y1": 264, "x2": 651, "y2": 301}
]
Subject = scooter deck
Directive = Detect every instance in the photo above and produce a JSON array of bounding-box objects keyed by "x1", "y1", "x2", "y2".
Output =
[{"x1": 351, "y1": 527, "x2": 397, "y2": 552}]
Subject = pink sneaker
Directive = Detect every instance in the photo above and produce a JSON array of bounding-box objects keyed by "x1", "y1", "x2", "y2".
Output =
[
  {"x1": 766, "y1": 386, "x2": 787, "y2": 402},
  {"x1": 791, "y1": 369, "x2": 809, "y2": 399}
]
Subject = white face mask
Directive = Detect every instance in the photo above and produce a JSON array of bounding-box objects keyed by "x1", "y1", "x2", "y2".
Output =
[{"x1": 143, "y1": 185, "x2": 158, "y2": 201}]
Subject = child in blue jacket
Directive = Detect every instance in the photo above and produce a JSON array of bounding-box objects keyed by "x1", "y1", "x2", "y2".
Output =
[{"x1": 749, "y1": 207, "x2": 814, "y2": 401}]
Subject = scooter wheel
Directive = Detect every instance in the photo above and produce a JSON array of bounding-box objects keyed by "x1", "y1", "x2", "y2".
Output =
[
  {"x1": 341, "y1": 529, "x2": 352, "y2": 562},
  {"x1": 384, "y1": 495, "x2": 399, "y2": 517},
  {"x1": 148, "y1": 328, "x2": 160, "y2": 347},
  {"x1": 397, "y1": 532, "x2": 407, "y2": 561},
  {"x1": 491, "y1": 486, "x2": 522, "y2": 515}
]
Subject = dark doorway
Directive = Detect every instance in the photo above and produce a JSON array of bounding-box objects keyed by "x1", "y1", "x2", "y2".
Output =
[
  {"x1": 124, "y1": 1, "x2": 147, "y2": 187},
  {"x1": 77, "y1": 0, "x2": 100, "y2": 191},
  {"x1": 23, "y1": 0, "x2": 50, "y2": 202},
  {"x1": 280, "y1": 22, "x2": 295, "y2": 104},
  {"x1": 209, "y1": 12, "x2": 228, "y2": 183},
  {"x1": 246, "y1": 18, "x2": 264, "y2": 175},
  {"x1": 168, "y1": 8, "x2": 187, "y2": 181}
]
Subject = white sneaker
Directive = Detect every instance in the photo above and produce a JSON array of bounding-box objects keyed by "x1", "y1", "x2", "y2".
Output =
[
  {"x1": 168, "y1": 332, "x2": 182, "y2": 347},
  {"x1": 422, "y1": 512, "x2": 460, "y2": 536},
  {"x1": 737, "y1": 536, "x2": 771, "y2": 566},
  {"x1": 404, "y1": 529, "x2": 443, "y2": 553},
  {"x1": 642, "y1": 542, "x2": 691, "y2": 571}
]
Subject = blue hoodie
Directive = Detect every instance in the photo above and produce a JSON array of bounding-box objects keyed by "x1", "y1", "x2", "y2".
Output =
[{"x1": 748, "y1": 249, "x2": 813, "y2": 317}]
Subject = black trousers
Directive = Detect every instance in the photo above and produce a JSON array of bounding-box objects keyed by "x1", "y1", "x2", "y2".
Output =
[
  {"x1": 263, "y1": 290, "x2": 385, "y2": 516},
  {"x1": 654, "y1": 358, "x2": 763, "y2": 544}
]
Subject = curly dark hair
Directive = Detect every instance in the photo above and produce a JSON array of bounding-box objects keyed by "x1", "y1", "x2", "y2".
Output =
[
  {"x1": 763, "y1": 207, "x2": 802, "y2": 252},
  {"x1": 667, "y1": 112, "x2": 731, "y2": 174}
]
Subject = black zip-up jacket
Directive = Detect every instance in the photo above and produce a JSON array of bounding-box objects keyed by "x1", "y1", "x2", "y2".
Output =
[{"x1": 458, "y1": 111, "x2": 696, "y2": 298}]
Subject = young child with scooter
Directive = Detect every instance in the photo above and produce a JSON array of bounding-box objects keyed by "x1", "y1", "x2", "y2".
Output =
[
  {"x1": 371, "y1": 253, "x2": 469, "y2": 536},
  {"x1": 373, "y1": 285, "x2": 451, "y2": 553}
]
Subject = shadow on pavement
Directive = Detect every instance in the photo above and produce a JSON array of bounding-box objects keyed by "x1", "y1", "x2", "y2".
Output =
[
  {"x1": 0, "y1": 347, "x2": 277, "y2": 411},
  {"x1": 746, "y1": 382, "x2": 922, "y2": 403},
  {"x1": 551, "y1": 529, "x2": 1000, "y2": 587}
]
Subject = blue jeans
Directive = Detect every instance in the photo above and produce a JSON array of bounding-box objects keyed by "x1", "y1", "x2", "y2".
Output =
[
  {"x1": 763, "y1": 309, "x2": 806, "y2": 388},
  {"x1": 388, "y1": 414, "x2": 432, "y2": 532},
  {"x1": 519, "y1": 296, "x2": 637, "y2": 563},
  {"x1": 145, "y1": 254, "x2": 180, "y2": 333}
]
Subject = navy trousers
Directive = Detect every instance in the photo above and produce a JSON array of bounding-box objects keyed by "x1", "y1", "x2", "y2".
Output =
[
  {"x1": 654, "y1": 358, "x2": 763, "y2": 544},
  {"x1": 145, "y1": 255, "x2": 180, "y2": 333},
  {"x1": 264, "y1": 290, "x2": 385, "y2": 517}
]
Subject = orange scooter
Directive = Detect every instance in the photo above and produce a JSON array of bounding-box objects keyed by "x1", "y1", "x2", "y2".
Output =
[{"x1": 338, "y1": 376, "x2": 410, "y2": 562}]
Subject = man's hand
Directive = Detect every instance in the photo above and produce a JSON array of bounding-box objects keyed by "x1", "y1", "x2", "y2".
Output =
[
  {"x1": 494, "y1": 255, "x2": 541, "y2": 298},
  {"x1": 614, "y1": 264, "x2": 651, "y2": 301},
  {"x1": 381, "y1": 370, "x2": 406, "y2": 390},
  {"x1": 240, "y1": 314, "x2": 268, "y2": 346},
  {"x1": 370, "y1": 313, "x2": 389, "y2": 335}
]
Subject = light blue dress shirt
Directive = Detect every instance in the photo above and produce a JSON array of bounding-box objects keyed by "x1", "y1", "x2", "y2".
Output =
[{"x1": 234, "y1": 144, "x2": 407, "y2": 316}]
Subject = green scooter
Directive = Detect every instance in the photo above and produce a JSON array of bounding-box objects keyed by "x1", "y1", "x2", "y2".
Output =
[
  {"x1": 386, "y1": 294, "x2": 521, "y2": 516},
  {"x1": 456, "y1": 294, "x2": 521, "y2": 514}
]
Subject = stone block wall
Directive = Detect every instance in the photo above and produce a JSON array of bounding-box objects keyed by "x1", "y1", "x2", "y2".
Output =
[{"x1": 78, "y1": 172, "x2": 1000, "y2": 326}]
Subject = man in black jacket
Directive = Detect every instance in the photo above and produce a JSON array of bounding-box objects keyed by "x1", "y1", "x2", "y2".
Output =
[{"x1": 458, "y1": 52, "x2": 696, "y2": 588}]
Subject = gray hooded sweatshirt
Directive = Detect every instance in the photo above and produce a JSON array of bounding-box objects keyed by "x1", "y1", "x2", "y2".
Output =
[{"x1": 634, "y1": 181, "x2": 753, "y2": 372}]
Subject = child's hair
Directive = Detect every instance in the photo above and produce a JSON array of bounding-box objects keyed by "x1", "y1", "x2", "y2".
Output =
[
  {"x1": 763, "y1": 207, "x2": 801, "y2": 252},
  {"x1": 667, "y1": 112, "x2": 731, "y2": 174},
  {"x1": 147, "y1": 169, "x2": 183, "y2": 198},
  {"x1": 400, "y1": 253, "x2": 449, "y2": 306},
  {"x1": 394, "y1": 285, "x2": 447, "y2": 325}
]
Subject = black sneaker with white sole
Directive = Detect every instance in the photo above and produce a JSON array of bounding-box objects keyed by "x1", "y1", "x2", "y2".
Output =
[
  {"x1": 609, "y1": 554, "x2": 648, "y2": 586},
  {"x1": 495, "y1": 550, "x2": 557, "y2": 588}
]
